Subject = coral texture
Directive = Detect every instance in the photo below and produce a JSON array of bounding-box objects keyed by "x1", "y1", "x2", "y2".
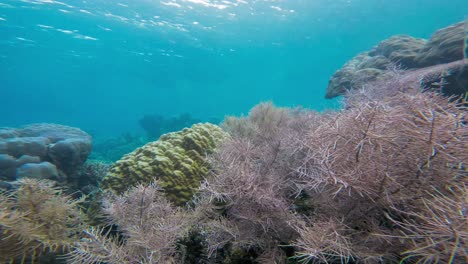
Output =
[
  {"x1": 100, "y1": 123, "x2": 228, "y2": 205},
  {"x1": 0, "y1": 123, "x2": 92, "y2": 181}
]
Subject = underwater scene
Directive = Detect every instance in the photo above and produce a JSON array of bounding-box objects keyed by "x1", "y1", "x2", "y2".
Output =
[{"x1": 1, "y1": 0, "x2": 468, "y2": 263}]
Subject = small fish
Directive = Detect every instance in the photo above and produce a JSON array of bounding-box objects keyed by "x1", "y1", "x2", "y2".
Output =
[{"x1": 431, "y1": 146, "x2": 437, "y2": 157}]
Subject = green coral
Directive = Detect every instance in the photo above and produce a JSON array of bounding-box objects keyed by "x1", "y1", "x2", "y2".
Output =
[{"x1": 100, "y1": 123, "x2": 228, "y2": 205}]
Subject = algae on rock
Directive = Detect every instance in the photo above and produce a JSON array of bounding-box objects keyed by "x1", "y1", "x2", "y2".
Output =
[{"x1": 100, "y1": 123, "x2": 228, "y2": 205}]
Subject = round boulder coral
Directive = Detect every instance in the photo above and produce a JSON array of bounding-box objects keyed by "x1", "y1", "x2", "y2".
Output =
[
  {"x1": 0, "y1": 123, "x2": 92, "y2": 181},
  {"x1": 100, "y1": 123, "x2": 228, "y2": 205}
]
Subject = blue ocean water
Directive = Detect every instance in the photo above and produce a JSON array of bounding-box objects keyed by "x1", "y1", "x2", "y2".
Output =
[{"x1": 0, "y1": 0, "x2": 467, "y2": 137}]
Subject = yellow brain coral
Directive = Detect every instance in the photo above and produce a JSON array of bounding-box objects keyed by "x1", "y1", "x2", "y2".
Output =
[{"x1": 100, "y1": 123, "x2": 228, "y2": 205}]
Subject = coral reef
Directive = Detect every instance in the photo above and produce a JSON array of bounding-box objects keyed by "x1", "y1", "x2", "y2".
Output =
[
  {"x1": 20, "y1": 92, "x2": 464, "y2": 264},
  {"x1": 195, "y1": 95, "x2": 466, "y2": 263},
  {"x1": 139, "y1": 113, "x2": 202, "y2": 140},
  {"x1": 71, "y1": 160, "x2": 112, "y2": 195},
  {"x1": 292, "y1": 92, "x2": 467, "y2": 262},
  {"x1": 0, "y1": 178, "x2": 86, "y2": 263},
  {"x1": 139, "y1": 113, "x2": 222, "y2": 140},
  {"x1": 0, "y1": 123, "x2": 92, "y2": 181},
  {"x1": 68, "y1": 183, "x2": 192, "y2": 264},
  {"x1": 90, "y1": 134, "x2": 148, "y2": 162},
  {"x1": 327, "y1": 21, "x2": 468, "y2": 98},
  {"x1": 1, "y1": 71, "x2": 465, "y2": 264},
  {"x1": 100, "y1": 123, "x2": 228, "y2": 205},
  {"x1": 195, "y1": 102, "x2": 316, "y2": 262},
  {"x1": 75, "y1": 94, "x2": 466, "y2": 264}
]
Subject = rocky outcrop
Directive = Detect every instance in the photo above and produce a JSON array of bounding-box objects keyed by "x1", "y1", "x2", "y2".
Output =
[
  {"x1": 327, "y1": 21, "x2": 468, "y2": 98},
  {"x1": 369, "y1": 35, "x2": 427, "y2": 68},
  {"x1": 0, "y1": 123, "x2": 92, "y2": 181},
  {"x1": 415, "y1": 22, "x2": 466, "y2": 67}
]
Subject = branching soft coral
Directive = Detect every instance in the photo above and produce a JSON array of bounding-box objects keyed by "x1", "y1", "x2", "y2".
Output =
[
  {"x1": 68, "y1": 182, "x2": 193, "y2": 264},
  {"x1": 0, "y1": 178, "x2": 86, "y2": 263},
  {"x1": 292, "y1": 92, "x2": 467, "y2": 262},
  {"x1": 390, "y1": 183, "x2": 468, "y2": 263},
  {"x1": 196, "y1": 102, "x2": 320, "y2": 261},
  {"x1": 293, "y1": 218, "x2": 353, "y2": 264}
]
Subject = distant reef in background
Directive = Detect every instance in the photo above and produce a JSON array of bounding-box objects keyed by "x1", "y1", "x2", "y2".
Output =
[
  {"x1": 327, "y1": 21, "x2": 468, "y2": 99},
  {"x1": 90, "y1": 113, "x2": 221, "y2": 163},
  {"x1": 90, "y1": 134, "x2": 148, "y2": 163}
]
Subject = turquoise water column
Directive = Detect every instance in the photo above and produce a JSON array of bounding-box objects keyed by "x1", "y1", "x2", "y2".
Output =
[{"x1": 464, "y1": 18, "x2": 468, "y2": 58}]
